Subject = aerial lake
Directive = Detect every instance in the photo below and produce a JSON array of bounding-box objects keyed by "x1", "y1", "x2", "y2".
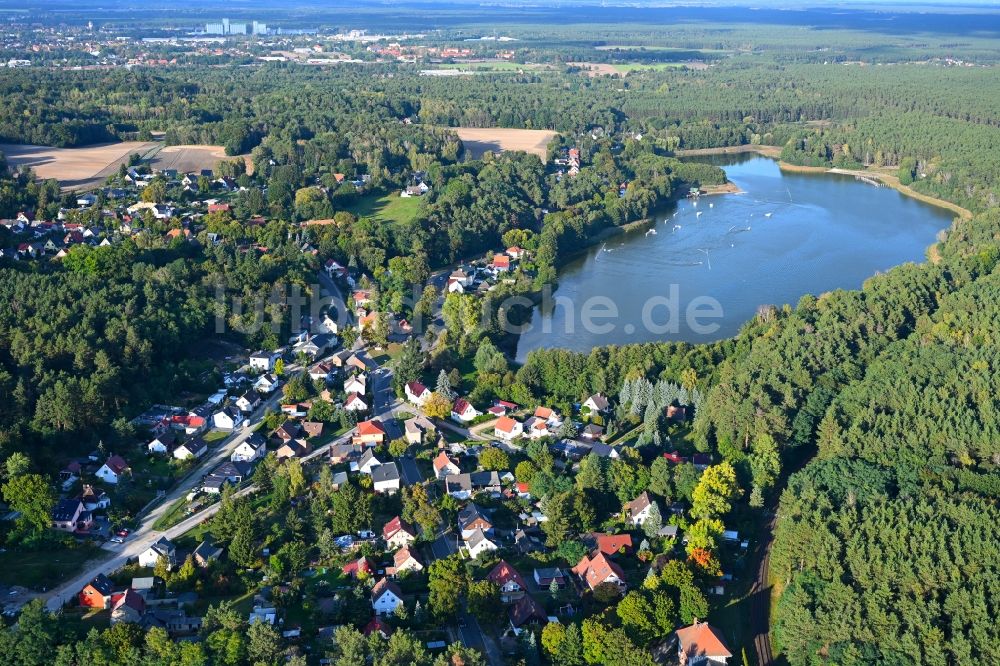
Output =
[{"x1": 515, "y1": 154, "x2": 955, "y2": 362}]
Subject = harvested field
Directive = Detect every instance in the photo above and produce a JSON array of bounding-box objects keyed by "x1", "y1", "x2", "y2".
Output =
[
  {"x1": 452, "y1": 127, "x2": 558, "y2": 161},
  {"x1": 148, "y1": 144, "x2": 252, "y2": 175},
  {"x1": 0, "y1": 141, "x2": 159, "y2": 190}
]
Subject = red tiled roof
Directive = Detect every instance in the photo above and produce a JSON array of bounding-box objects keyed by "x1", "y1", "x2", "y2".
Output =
[
  {"x1": 494, "y1": 416, "x2": 519, "y2": 434},
  {"x1": 676, "y1": 621, "x2": 733, "y2": 660},
  {"x1": 357, "y1": 420, "x2": 386, "y2": 436},
  {"x1": 572, "y1": 552, "x2": 625, "y2": 589},
  {"x1": 382, "y1": 516, "x2": 415, "y2": 540},
  {"x1": 594, "y1": 533, "x2": 633, "y2": 555},
  {"x1": 487, "y1": 560, "x2": 527, "y2": 590}
]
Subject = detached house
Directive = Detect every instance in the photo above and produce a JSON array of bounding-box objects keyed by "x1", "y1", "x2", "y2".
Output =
[
  {"x1": 95, "y1": 455, "x2": 130, "y2": 485},
  {"x1": 389, "y1": 546, "x2": 424, "y2": 576},
  {"x1": 344, "y1": 373, "x2": 368, "y2": 395},
  {"x1": 493, "y1": 416, "x2": 523, "y2": 441},
  {"x1": 675, "y1": 620, "x2": 734, "y2": 666},
  {"x1": 486, "y1": 560, "x2": 527, "y2": 603},
  {"x1": 451, "y1": 398, "x2": 480, "y2": 423},
  {"x1": 352, "y1": 419, "x2": 387, "y2": 447},
  {"x1": 173, "y1": 437, "x2": 208, "y2": 461},
  {"x1": 79, "y1": 574, "x2": 115, "y2": 609},
  {"x1": 249, "y1": 350, "x2": 280, "y2": 372},
  {"x1": 624, "y1": 491, "x2": 657, "y2": 527},
  {"x1": 254, "y1": 373, "x2": 279, "y2": 394},
  {"x1": 139, "y1": 537, "x2": 177, "y2": 570},
  {"x1": 147, "y1": 430, "x2": 176, "y2": 454},
  {"x1": 111, "y1": 588, "x2": 146, "y2": 625},
  {"x1": 404, "y1": 415, "x2": 436, "y2": 445},
  {"x1": 371, "y1": 578, "x2": 404, "y2": 616},
  {"x1": 432, "y1": 451, "x2": 460, "y2": 479},
  {"x1": 236, "y1": 391, "x2": 260, "y2": 414},
  {"x1": 583, "y1": 394, "x2": 609, "y2": 413},
  {"x1": 404, "y1": 381, "x2": 431, "y2": 406},
  {"x1": 344, "y1": 392, "x2": 368, "y2": 412},
  {"x1": 51, "y1": 499, "x2": 85, "y2": 532},
  {"x1": 372, "y1": 462, "x2": 401, "y2": 494},
  {"x1": 231, "y1": 433, "x2": 267, "y2": 463},
  {"x1": 382, "y1": 516, "x2": 417, "y2": 549},
  {"x1": 465, "y1": 529, "x2": 500, "y2": 559},
  {"x1": 573, "y1": 551, "x2": 626, "y2": 591},
  {"x1": 508, "y1": 595, "x2": 547, "y2": 634},
  {"x1": 212, "y1": 406, "x2": 244, "y2": 431},
  {"x1": 458, "y1": 503, "x2": 493, "y2": 539}
]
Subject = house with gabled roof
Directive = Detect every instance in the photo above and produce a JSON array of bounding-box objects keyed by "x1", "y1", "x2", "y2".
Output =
[
  {"x1": 342, "y1": 556, "x2": 374, "y2": 579},
  {"x1": 139, "y1": 536, "x2": 177, "y2": 570},
  {"x1": 432, "y1": 450, "x2": 460, "y2": 479},
  {"x1": 51, "y1": 498, "x2": 85, "y2": 531},
  {"x1": 451, "y1": 398, "x2": 480, "y2": 423},
  {"x1": 173, "y1": 437, "x2": 208, "y2": 461},
  {"x1": 111, "y1": 588, "x2": 146, "y2": 625},
  {"x1": 352, "y1": 419, "x2": 386, "y2": 447},
  {"x1": 583, "y1": 394, "x2": 609, "y2": 413},
  {"x1": 405, "y1": 415, "x2": 436, "y2": 445},
  {"x1": 231, "y1": 433, "x2": 267, "y2": 463},
  {"x1": 508, "y1": 594, "x2": 546, "y2": 634},
  {"x1": 389, "y1": 546, "x2": 424, "y2": 576},
  {"x1": 486, "y1": 560, "x2": 527, "y2": 603},
  {"x1": 404, "y1": 381, "x2": 431, "y2": 406},
  {"x1": 676, "y1": 620, "x2": 734, "y2": 665},
  {"x1": 95, "y1": 455, "x2": 131, "y2": 485},
  {"x1": 590, "y1": 532, "x2": 633, "y2": 556},
  {"x1": 344, "y1": 392, "x2": 368, "y2": 412},
  {"x1": 465, "y1": 528, "x2": 499, "y2": 559},
  {"x1": 147, "y1": 430, "x2": 176, "y2": 454},
  {"x1": 458, "y1": 502, "x2": 492, "y2": 538},
  {"x1": 493, "y1": 416, "x2": 523, "y2": 441},
  {"x1": 371, "y1": 578, "x2": 404, "y2": 616},
  {"x1": 572, "y1": 551, "x2": 626, "y2": 591},
  {"x1": 624, "y1": 491, "x2": 657, "y2": 526},
  {"x1": 371, "y1": 462, "x2": 401, "y2": 494},
  {"x1": 79, "y1": 574, "x2": 115, "y2": 609},
  {"x1": 383, "y1": 516, "x2": 417, "y2": 549}
]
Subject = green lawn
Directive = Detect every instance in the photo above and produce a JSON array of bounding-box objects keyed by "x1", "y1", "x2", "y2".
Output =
[
  {"x1": 0, "y1": 543, "x2": 102, "y2": 589},
  {"x1": 203, "y1": 429, "x2": 229, "y2": 443},
  {"x1": 347, "y1": 192, "x2": 423, "y2": 226},
  {"x1": 151, "y1": 497, "x2": 189, "y2": 531}
]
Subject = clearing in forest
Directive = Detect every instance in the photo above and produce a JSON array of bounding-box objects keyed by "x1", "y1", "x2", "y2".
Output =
[{"x1": 452, "y1": 127, "x2": 558, "y2": 161}]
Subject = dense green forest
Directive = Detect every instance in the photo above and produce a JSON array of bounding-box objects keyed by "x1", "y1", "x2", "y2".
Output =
[{"x1": 1, "y1": 9, "x2": 1000, "y2": 664}]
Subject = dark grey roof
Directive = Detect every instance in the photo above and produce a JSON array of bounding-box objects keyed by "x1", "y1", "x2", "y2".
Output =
[
  {"x1": 371, "y1": 462, "x2": 400, "y2": 484},
  {"x1": 52, "y1": 498, "x2": 82, "y2": 521}
]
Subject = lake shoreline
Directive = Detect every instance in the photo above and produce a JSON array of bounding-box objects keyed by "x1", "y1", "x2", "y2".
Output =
[{"x1": 676, "y1": 144, "x2": 972, "y2": 220}]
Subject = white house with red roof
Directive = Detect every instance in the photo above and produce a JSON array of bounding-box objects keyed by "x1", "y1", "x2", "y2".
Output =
[
  {"x1": 572, "y1": 551, "x2": 626, "y2": 591},
  {"x1": 432, "y1": 451, "x2": 461, "y2": 479},
  {"x1": 389, "y1": 546, "x2": 424, "y2": 576},
  {"x1": 95, "y1": 455, "x2": 131, "y2": 485},
  {"x1": 493, "y1": 416, "x2": 523, "y2": 441},
  {"x1": 675, "y1": 620, "x2": 733, "y2": 665},
  {"x1": 344, "y1": 392, "x2": 368, "y2": 412},
  {"x1": 486, "y1": 560, "x2": 527, "y2": 603},
  {"x1": 404, "y1": 381, "x2": 431, "y2": 406},
  {"x1": 524, "y1": 416, "x2": 552, "y2": 440},
  {"x1": 506, "y1": 246, "x2": 525, "y2": 260},
  {"x1": 451, "y1": 398, "x2": 480, "y2": 423},
  {"x1": 382, "y1": 516, "x2": 417, "y2": 550}
]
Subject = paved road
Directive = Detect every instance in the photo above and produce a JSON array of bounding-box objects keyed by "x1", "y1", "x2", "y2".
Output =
[
  {"x1": 41, "y1": 363, "x2": 308, "y2": 611},
  {"x1": 750, "y1": 515, "x2": 777, "y2": 666}
]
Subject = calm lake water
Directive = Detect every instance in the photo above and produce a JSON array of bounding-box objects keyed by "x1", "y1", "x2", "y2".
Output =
[{"x1": 515, "y1": 155, "x2": 955, "y2": 362}]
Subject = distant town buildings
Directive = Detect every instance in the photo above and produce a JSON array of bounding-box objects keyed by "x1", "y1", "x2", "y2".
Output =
[{"x1": 205, "y1": 19, "x2": 268, "y2": 36}]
